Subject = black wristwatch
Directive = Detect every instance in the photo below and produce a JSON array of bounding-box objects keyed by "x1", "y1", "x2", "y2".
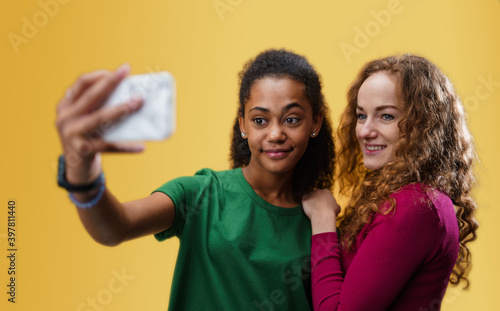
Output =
[{"x1": 57, "y1": 155, "x2": 104, "y2": 192}]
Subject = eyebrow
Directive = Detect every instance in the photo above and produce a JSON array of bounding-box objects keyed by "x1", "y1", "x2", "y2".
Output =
[
  {"x1": 356, "y1": 105, "x2": 399, "y2": 111},
  {"x1": 249, "y1": 102, "x2": 305, "y2": 114}
]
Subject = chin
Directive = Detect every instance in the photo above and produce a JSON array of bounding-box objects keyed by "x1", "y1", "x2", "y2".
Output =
[
  {"x1": 363, "y1": 161, "x2": 385, "y2": 171},
  {"x1": 265, "y1": 165, "x2": 296, "y2": 175}
]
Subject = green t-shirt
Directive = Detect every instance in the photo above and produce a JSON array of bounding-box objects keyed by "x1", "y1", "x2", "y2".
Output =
[{"x1": 153, "y1": 168, "x2": 312, "y2": 310}]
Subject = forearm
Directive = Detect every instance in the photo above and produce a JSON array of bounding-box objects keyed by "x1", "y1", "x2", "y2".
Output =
[
  {"x1": 73, "y1": 188, "x2": 129, "y2": 246},
  {"x1": 311, "y1": 232, "x2": 343, "y2": 310}
]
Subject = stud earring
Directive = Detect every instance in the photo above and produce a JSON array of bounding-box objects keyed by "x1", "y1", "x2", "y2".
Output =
[
  {"x1": 311, "y1": 132, "x2": 316, "y2": 137},
  {"x1": 241, "y1": 133, "x2": 246, "y2": 138}
]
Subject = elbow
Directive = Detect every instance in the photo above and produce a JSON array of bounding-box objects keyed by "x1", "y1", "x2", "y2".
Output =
[
  {"x1": 78, "y1": 212, "x2": 129, "y2": 247},
  {"x1": 92, "y1": 234, "x2": 125, "y2": 247},
  {"x1": 86, "y1": 228, "x2": 127, "y2": 247},
  {"x1": 95, "y1": 237, "x2": 123, "y2": 247}
]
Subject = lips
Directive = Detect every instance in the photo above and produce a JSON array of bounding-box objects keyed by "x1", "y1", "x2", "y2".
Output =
[
  {"x1": 364, "y1": 144, "x2": 386, "y2": 155},
  {"x1": 262, "y1": 148, "x2": 293, "y2": 159}
]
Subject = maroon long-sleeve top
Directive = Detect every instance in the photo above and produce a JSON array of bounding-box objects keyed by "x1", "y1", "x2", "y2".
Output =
[{"x1": 311, "y1": 184, "x2": 460, "y2": 311}]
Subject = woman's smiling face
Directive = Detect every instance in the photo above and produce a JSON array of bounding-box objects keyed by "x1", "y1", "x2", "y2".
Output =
[
  {"x1": 355, "y1": 72, "x2": 402, "y2": 171},
  {"x1": 239, "y1": 76, "x2": 322, "y2": 176}
]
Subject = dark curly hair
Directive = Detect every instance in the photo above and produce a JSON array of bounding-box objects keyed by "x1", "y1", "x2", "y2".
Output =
[
  {"x1": 337, "y1": 54, "x2": 478, "y2": 288},
  {"x1": 230, "y1": 49, "x2": 335, "y2": 202}
]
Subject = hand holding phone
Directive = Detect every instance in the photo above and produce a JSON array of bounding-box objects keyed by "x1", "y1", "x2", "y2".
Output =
[
  {"x1": 56, "y1": 65, "x2": 176, "y2": 186},
  {"x1": 102, "y1": 72, "x2": 176, "y2": 142}
]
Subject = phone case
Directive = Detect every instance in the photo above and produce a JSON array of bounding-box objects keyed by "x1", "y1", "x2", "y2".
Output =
[{"x1": 102, "y1": 72, "x2": 176, "y2": 142}]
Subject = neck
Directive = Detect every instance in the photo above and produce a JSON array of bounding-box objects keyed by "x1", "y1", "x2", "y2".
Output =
[{"x1": 241, "y1": 165, "x2": 297, "y2": 208}]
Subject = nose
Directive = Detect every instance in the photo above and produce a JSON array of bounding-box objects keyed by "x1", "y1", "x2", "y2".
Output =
[
  {"x1": 267, "y1": 122, "x2": 286, "y2": 143},
  {"x1": 358, "y1": 119, "x2": 377, "y2": 140}
]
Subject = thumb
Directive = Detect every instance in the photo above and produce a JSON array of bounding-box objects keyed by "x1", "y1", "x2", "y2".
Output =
[{"x1": 97, "y1": 142, "x2": 146, "y2": 153}]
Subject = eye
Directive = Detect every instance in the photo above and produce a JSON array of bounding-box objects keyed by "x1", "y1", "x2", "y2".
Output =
[
  {"x1": 284, "y1": 117, "x2": 300, "y2": 124},
  {"x1": 356, "y1": 113, "x2": 366, "y2": 121},
  {"x1": 381, "y1": 114, "x2": 395, "y2": 121},
  {"x1": 252, "y1": 118, "x2": 267, "y2": 126}
]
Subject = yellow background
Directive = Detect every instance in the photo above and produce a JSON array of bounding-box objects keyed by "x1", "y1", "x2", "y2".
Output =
[{"x1": 1, "y1": 0, "x2": 499, "y2": 310}]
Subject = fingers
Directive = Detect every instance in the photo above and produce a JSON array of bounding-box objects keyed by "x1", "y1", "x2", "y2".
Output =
[
  {"x1": 80, "y1": 97, "x2": 143, "y2": 134},
  {"x1": 58, "y1": 64, "x2": 130, "y2": 121},
  {"x1": 71, "y1": 139, "x2": 145, "y2": 157},
  {"x1": 57, "y1": 70, "x2": 109, "y2": 114},
  {"x1": 71, "y1": 70, "x2": 111, "y2": 102},
  {"x1": 302, "y1": 189, "x2": 338, "y2": 211},
  {"x1": 70, "y1": 64, "x2": 130, "y2": 117},
  {"x1": 60, "y1": 97, "x2": 143, "y2": 160},
  {"x1": 304, "y1": 189, "x2": 332, "y2": 201},
  {"x1": 101, "y1": 142, "x2": 145, "y2": 153},
  {"x1": 62, "y1": 97, "x2": 143, "y2": 156}
]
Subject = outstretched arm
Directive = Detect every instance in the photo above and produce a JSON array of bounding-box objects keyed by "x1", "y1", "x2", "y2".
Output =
[{"x1": 56, "y1": 65, "x2": 175, "y2": 246}]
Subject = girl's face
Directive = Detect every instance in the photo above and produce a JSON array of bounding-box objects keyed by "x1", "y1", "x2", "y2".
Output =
[
  {"x1": 239, "y1": 77, "x2": 322, "y2": 177},
  {"x1": 355, "y1": 72, "x2": 402, "y2": 171}
]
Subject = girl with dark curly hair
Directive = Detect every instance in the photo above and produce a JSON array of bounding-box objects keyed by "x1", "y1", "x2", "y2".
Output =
[
  {"x1": 55, "y1": 49, "x2": 335, "y2": 310},
  {"x1": 302, "y1": 54, "x2": 478, "y2": 311}
]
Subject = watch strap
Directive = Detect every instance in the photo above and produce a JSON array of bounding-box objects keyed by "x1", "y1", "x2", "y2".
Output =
[{"x1": 57, "y1": 155, "x2": 104, "y2": 192}]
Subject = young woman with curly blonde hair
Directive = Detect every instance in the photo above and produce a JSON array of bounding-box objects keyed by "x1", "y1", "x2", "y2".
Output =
[{"x1": 302, "y1": 54, "x2": 478, "y2": 311}]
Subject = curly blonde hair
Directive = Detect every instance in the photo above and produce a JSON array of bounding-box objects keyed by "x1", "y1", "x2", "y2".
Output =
[{"x1": 337, "y1": 54, "x2": 478, "y2": 288}]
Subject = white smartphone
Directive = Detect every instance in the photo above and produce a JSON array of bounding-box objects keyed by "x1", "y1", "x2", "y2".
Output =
[{"x1": 102, "y1": 72, "x2": 176, "y2": 142}]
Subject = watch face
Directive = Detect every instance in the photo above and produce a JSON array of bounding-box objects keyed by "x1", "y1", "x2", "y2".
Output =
[{"x1": 57, "y1": 155, "x2": 67, "y2": 188}]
